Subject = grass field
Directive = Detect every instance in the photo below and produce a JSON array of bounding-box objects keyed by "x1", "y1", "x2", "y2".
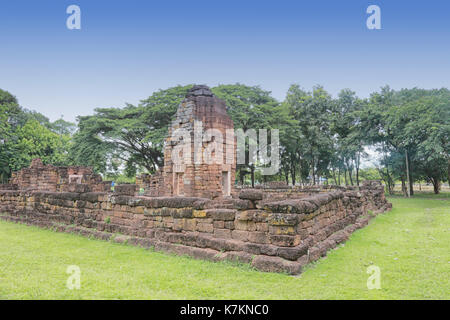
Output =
[{"x1": 0, "y1": 193, "x2": 449, "y2": 299}]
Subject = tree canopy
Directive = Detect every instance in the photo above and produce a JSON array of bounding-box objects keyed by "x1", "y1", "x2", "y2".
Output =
[
  {"x1": 0, "y1": 89, "x2": 74, "y2": 183},
  {"x1": 1, "y1": 84, "x2": 448, "y2": 194}
]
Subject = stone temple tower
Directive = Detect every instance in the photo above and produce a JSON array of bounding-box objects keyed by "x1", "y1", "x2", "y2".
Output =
[{"x1": 163, "y1": 85, "x2": 236, "y2": 199}]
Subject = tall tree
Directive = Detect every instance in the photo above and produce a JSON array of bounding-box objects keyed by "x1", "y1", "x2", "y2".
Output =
[
  {"x1": 212, "y1": 84, "x2": 291, "y2": 186},
  {"x1": 361, "y1": 86, "x2": 450, "y2": 195},
  {"x1": 10, "y1": 119, "x2": 71, "y2": 171},
  {"x1": 285, "y1": 85, "x2": 334, "y2": 185}
]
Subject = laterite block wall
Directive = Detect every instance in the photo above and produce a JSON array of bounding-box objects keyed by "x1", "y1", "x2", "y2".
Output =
[{"x1": 0, "y1": 181, "x2": 391, "y2": 274}]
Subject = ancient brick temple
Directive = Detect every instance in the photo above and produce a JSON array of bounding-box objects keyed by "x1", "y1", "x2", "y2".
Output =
[
  {"x1": 0, "y1": 84, "x2": 392, "y2": 274},
  {"x1": 162, "y1": 85, "x2": 236, "y2": 199},
  {"x1": 136, "y1": 85, "x2": 236, "y2": 199}
]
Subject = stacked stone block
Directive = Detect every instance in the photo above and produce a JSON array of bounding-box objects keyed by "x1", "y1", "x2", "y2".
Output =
[
  {"x1": 136, "y1": 172, "x2": 167, "y2": 197},
  {"x1": 8, "y1": 158, "x2": 106, "y2": 192},
  {"x1": 0, "y1": 181, "x2": 391, "y2": 274}
]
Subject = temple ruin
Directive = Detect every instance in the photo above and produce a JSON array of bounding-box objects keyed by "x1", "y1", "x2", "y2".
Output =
[
  {"x1": 0, "y1": 85, "x2": 392, "y2": 274},
  {"x1": 138, "y1": 85, "x2": 236, "y2": 199}
]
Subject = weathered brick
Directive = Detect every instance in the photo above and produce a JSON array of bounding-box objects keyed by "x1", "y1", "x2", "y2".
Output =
[
  {"x1": 248, "y1": 232, "x2": 269, "y2": 244},
  {"x1": 231, "y1": 230, "x2": 249, "y2": 241},
  {"x1": 197, "y1": 222, "x2": 214, "y2": 233},
  {"x1": 213, "y1": 228, "x2": 232, "y2": 239}
]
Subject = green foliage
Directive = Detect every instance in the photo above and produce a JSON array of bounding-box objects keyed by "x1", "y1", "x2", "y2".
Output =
[
  {"x1": 0, "y1": 89, "x2": 21, "y2": 183},
  {"x1": 1, "y1": 84, "x2": 449, "y2": 192},
  {"x1": 361, "y1": 87, "x2": 450, "y2": 194},
  {"x1": 212, "y1": 84, "x2": 293, "y2": 185},
  {"x1": 105, "y1": 174, "x2": 136, "y2": 184},
  {"x1": 212, "y1": 84, "x2": 282, "y2": 130},
  {"x1": 358, "y1": 167, "x2": 382, "y2": 181},
  {"x1": 284, "y1": 85, "x2": 335, "y2": 184},
  {"x1": 0, "y1": 89, "x2": 73, "y2": 181},
  {"x1": 329, "y1": 89, "x2": 367, "y2": 186},
  {"x1": 69, "y1": 85, "x2": 193, "y2": 176},
  {"x1": 10, "y1": 119, "x2": 71, "y2": 170},
  {"x1": 50, "y1": 119, "x2": 77, "y2": 135}
]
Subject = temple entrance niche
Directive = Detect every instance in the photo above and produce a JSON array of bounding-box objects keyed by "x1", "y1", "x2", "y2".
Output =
[
  {"x1": 69, "y1": 175, "x2": 83, "y2": 184},
  {"x1": 172, "y1": 161, "x2": 186, "y2": 196},
  {"x1": 222, "y1": 171, "x2": 230, "y2": 196},
  {"x1": 173, "y1": 171, "x2": 184, "y2": 196}
]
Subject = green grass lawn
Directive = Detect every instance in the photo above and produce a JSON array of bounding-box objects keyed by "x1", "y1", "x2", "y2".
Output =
[{"x1": 0, "y1": 194, "x2": 449, "y2": 299}]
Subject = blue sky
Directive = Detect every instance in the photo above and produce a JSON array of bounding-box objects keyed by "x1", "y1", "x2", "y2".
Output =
[{"x1": 1, "y1": 0, "x2": 449, "y2": 122}]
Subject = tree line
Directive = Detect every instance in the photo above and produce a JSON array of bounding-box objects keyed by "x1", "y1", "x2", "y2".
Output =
[{"x1": 0, "y1": 84, "x2": 448, "y2": 194}]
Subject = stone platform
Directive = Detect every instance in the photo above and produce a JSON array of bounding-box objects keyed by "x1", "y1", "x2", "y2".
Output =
[{"x1": 0, "y1": 181, "x2": 391, "y2": 274}]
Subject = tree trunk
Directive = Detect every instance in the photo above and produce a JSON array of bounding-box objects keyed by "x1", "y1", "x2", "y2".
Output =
[
  {"x1": 355, "y1": 153, "x2": 360, "y2": 187},
  {"x1": 345, "y1": 159, "x2": 353, "y2": 186},
  {"x1": 332, "y1": 168, "x2": 337, "y2": 185},
  {"x1": 431, "y1": 177, "x2": 440, "y2": 194},
  {"x1": 338, "y1": 167, "x2": 341, "y2": 186},
  {"x1": 387, "y1": 166, "x2": 394, "y2": 195},
  {"x1": 381, "y1": 169, "x2": 394, "y2": 195},
  {"x1": 405, "y1": 150, "x2": 411, "y2": 197},
  {"x1": 239, "y1": 170, "x2": 245, "y2": 185},
  {"x1": 311, "y1": 156, "x2": 316, "y2": 185},
  {"x1": 401, "y1": 177, "x2": 407, "y2": 197},
  {"x1": 284, "y1": 167, "x2": 289, "y2": 185},
  {"x1": 291, "y1": 162, "x2": 296, "y2": 186},
  {"x1": 447, "y1": 160, "x2": 450, "y2": 189},
  {"x1": 250, "y1": 165, "x2": 255, "y2": 188},
  {"x1": 389, "y1": 181, "x2": 394, "y2": 195}
]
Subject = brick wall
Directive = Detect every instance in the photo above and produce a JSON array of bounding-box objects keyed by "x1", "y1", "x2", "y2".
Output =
[
  {"x1": 136, "y1": 172, "x2": 167, "y2": 197},
  {"x1": 7, "y1": 158, "x2": 108, "y2": 193},
  {"x1": 0, "y1": 180, "x2": 391, "y2": 274}
]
